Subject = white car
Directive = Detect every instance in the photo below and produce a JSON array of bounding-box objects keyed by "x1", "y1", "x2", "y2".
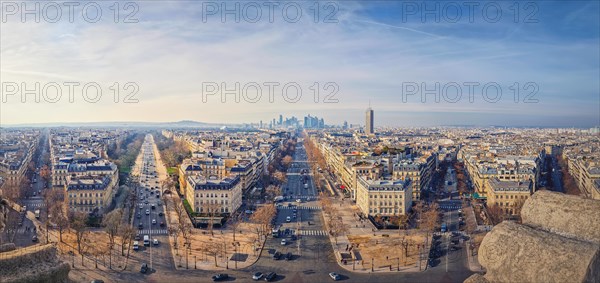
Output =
[
  {"x1": 296, "y1": 199, "x2": 302, "y2": 203},
  {"x1": 146, "y1": 209, "x2": 150, "y2": 215},
  {"x1": 152, "y1": 219, "x2": 157, "y2": 224},
  {"x1": 286, "y1": 216, "x2": 291, "y2": 222},
  {"x1": 328, "y1": 272, "x2": 341, "y2": 281},
  {"x1": 153, "y1": 239, "x2": 159, "y2": 245},
  {"x1": 280, "y1": 239, "x2": 286, "y2": 245}
]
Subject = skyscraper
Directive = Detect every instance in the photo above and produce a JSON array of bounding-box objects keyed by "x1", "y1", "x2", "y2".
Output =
[{"x1": 365, "y1": 107, "x2": 374, "y2": 134}]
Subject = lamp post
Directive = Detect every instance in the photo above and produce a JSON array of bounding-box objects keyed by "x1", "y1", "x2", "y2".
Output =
[
  {"x1": 371, "y1": 258, "x2": 374, "y2": 272},
  {"x1": 194, "y1": 255, "x2": 197, "y2": 269}
]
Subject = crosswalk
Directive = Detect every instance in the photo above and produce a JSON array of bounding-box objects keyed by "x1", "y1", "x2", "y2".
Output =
[
  {"x1": 440, "y1": 205, "x2": 461, "y2": 210},
  {"x1": 22, "y1": 202, "x2": 45, "y2": 208},
  {"x1": 290, "y1": 229, "x2": 327, "y2": 236},
  {"x1": 137, "y1": 229, "x2": 168, "y2": 235},
  {"x1": 3, "y1": 228, "x2": 31, "y2": 234},
  {"x1": 277, "y1": 205, "x2": 322, "y2": 210}
]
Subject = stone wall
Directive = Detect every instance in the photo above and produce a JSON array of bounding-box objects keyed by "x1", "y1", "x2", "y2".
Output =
[
  {"x1": 465, "y1": 190, "x2": 600, "y2": 283},
  {"x1": 0, "y1": 243, "x2": 70, "y2": 283}
]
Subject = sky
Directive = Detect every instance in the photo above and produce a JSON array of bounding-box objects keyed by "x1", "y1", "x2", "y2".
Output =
[{"x1": 1, "y1": 1, "x2": 599, "y2": 127}]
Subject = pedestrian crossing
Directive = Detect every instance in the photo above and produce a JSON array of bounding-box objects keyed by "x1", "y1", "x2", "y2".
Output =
[
  {"x1": 22, "y1": 202, "x2": 45, "y2": 208},
  {"x1": 289, "y1": 229, "x2": 327, "y2": 236},
  {"x1": 3, "y1": 227, "x2": 35, "y2": 234},
  {"x1": 277, "y1": 205, "x2": 322, "y2": 210},
  {"x1": 137, "y1": 229, "x2": 168, "y2": 235},
  {"x1": 440, "y1": 205, "x2": 461, "y2": 210}
]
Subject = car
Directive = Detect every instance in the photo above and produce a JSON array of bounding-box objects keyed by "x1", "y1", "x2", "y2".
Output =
[
  {"x1": 153, "y1": 239, "x2": 159, "y2": 245},
  {"x1": 150, "y1": 191, "x2": 154, "y2": 195},
  {"x1": 286, "y1": 216, "x2": 291, "y2": 222},
  {"x1": 281, "y1": 239, "x2": 286, "y2": 245},
  {"x1": 156, "y1": 194, "x2": 160, "y2": 198},
  {"x1": 137, "y1": 213, "x2": 141, "y2": 219},
  {"x1": 272, "y1": 251, "x2": 282, "y2": 260},
  {"x1": 90, "y1": 280, "x2": 105, "y2": 283},
  {"x1": 32, "y1": 235, "x2": 38, "y2": 242},
  {"x1": 328, "y1": 272, "x2": 341, "y2": 281},
  {"x1": 152, "y1": 219, "x2": 157, "y2": 225},
  {"x1": 158, "y1": 212, "x2": 164, "y2": 216},
  {"x1": 135, "y1": 234, "x2": 141, "y2": 240},
  {"x1": 138, "y1": 223, "x2": 143, "y2": 229},
  {"x1": 252, "y1": 272, "x2": 264, "y2": 280},
  {"x1": 140, "y1": 263, "x2": 148, "y2": 273},
  {"x1": 146, "y1": 209, "x2": 150, "y2": 215},
  {"x1": 264, "y1": 272, "x2": 277, "y2": 281},
  {"x1": 291, "y1": 235, "x2": 297, "y2": 241},
  {"x1": 296, "y1": 199, "x2": 302, "y2": 203},
  {"x1": 211, "y1": 273, "x2": 228, "y2": 281},
  {"x1": 285, "y1": 252, "x2": 292, "y2": 260},
  {"x1": 144, "y1": 200, "x2": 149, "y2": 204},
  {"x1": 160, "y1": 221, "x2": 165, "y2": 227}
]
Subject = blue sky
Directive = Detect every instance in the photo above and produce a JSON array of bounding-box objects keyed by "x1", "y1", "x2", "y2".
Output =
[{"x1": 1, "y1": 1, "x2": 598, "y2": 127}]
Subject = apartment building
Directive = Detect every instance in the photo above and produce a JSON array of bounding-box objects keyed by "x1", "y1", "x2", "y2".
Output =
[
  {"x1": 356, "y1": 176, "x2": 412, "y2": 217},
  {"x1": 486, "y1": 178, "x2": 532, "y2": 215},
  {"x1": 185, "y1": 175, "x2": 242, "y2": 214},
  {"x1": 65, "y1": 174, "x2": 117, "y2": 214}
]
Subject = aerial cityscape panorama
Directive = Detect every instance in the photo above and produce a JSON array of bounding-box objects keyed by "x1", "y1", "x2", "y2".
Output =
[{"x1": 0, "y1": 1, "x2": 599, "y2": 283}]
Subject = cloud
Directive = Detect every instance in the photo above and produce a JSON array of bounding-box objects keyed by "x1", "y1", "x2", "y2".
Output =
[{"x1": 0, "y1": 1, "x2": 598, "y2": 127}]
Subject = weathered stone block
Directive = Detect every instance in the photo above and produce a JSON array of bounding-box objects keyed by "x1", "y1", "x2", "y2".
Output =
[
  {"x1": 479, "y1": 221, "x2": 600, "y2": 283},
  {"x1": 521, "y1": 190, "x2": 600, "y2": 244}
]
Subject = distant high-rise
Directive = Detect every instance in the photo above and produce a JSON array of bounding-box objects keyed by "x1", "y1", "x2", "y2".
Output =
[
  {"x1": 279, "y1": 115, "x2": 283, "y2": 125},
  {"x1": 365, "y1": 107, "x2": 374, "y2": 134}
]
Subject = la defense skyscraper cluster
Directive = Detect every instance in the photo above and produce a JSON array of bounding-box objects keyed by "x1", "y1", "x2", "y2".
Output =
[{"x1": 365, "y1": 106, "x2": 374, "y2": 134}]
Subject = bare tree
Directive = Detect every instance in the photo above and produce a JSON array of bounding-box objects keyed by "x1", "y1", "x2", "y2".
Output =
[
  {"x1": 202, "y1": 239, "x2": 222, "y2": 267},
  {"x1": 51, "y1": 201, "x2": 69, "y2": 242},
  {"x1": 42, "y1": 189, "x2": 63, "y2": 243},
  {"x1": 250, "y1": 204, "x2": 276, "y2": 239},
  {"x1": 281, "y1": 155, "x2": 293, "y2": 168},
  {"x1": 229, "y1": 214, "x2": 241, "y2": 242},
  {"x1": 103, "y1": 208, "x2": 123, "y2": 269},
  {"x1": 204, "y1": 201, "x2": 221, "y2": 236},
  {"x1": 486, "y1": 204, "x2": 506, "y2": 225},
  {"x1": 69, "y1": 211, "x2": 88, "y2": 254},
  {"x1": 118, "y1": 225, "x2": 135, "y2": 256},
  {"x1": 329, "y1": 215, "x2": 349, "y2": 245}
]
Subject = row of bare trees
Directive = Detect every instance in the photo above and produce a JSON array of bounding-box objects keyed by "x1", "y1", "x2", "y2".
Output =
[
  {"x1": 249, "y1": 204, "x2": 277, "y2": 240},
  {"x1": 320, "y1": 195, "x2": 349, "y2": 244}
]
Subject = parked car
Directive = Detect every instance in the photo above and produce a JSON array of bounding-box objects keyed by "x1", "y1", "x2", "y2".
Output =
[
  {"x1": 211, "y1": 274, "x2": 229, "y2": 281},
  {"x1": 153, "y1": 239, "x2": 159, "y2": 245},
  {"x1": 328, "y1": 272, "x2": 341, "y2": 281},
  {"x1": 32, "y1": 235, "x2": 38, "y2": 242},
  {"x1": 264, "y1": 272, "x2": 277, "y2": 281},
  {"x1": 285, "y1": 252, "x2": 292, "y2": 260},
  {"x1": 281, "y1": 239, "x2": 286, "y2": 245},
  {"x1": 140, "y1": 263, "x2": 148, "y2": 273},
  {"x1": 252, "y1": 272, "x2": 264, "y2": 280},
  {"x1": 272, "y1": 251, "x2": 282, "y2": 260}
]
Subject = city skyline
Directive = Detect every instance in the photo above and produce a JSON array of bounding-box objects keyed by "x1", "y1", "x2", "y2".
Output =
[{"x1": 1, "y1": 1, "x2": 599, "y2": 127}]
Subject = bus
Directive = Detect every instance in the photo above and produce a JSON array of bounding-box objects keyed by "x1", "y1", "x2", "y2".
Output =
[{"x1": 441, "y1": 223, "x2": 447, "y2": 232}]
